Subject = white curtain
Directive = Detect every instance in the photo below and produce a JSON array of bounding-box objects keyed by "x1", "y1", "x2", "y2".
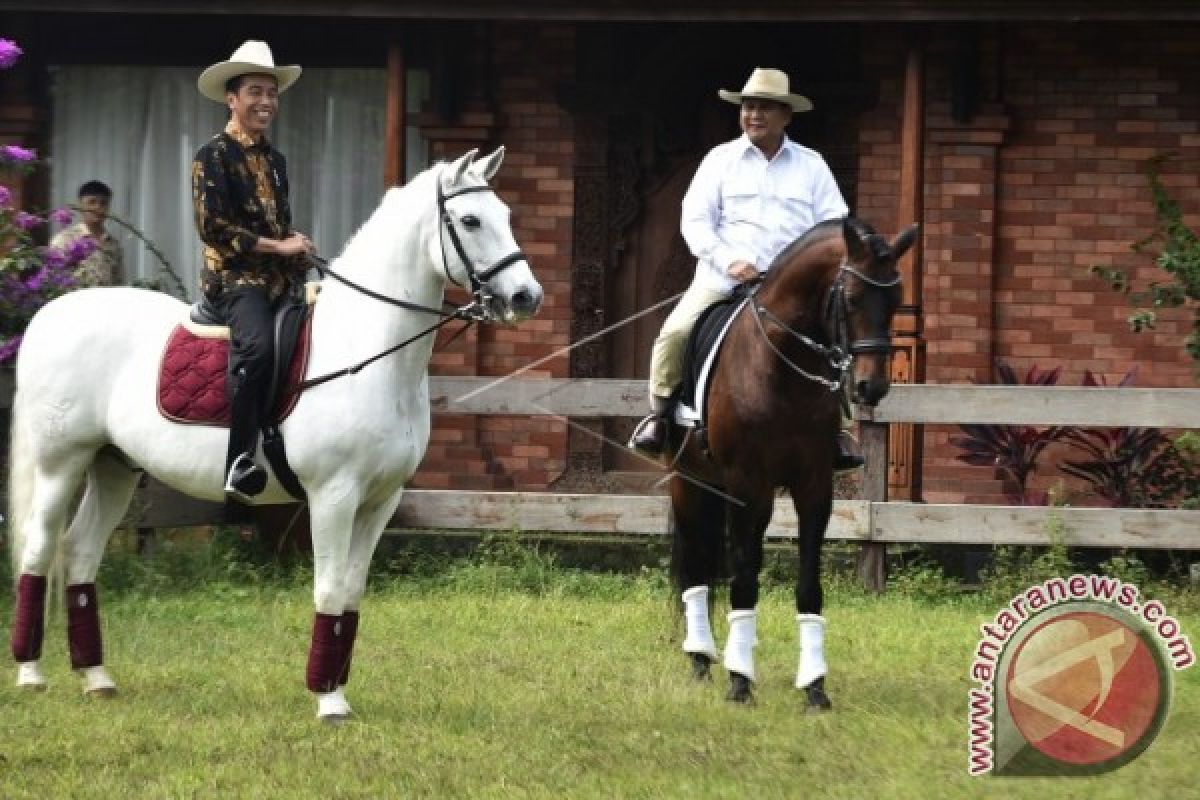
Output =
[{"x1": 50, "y1": 66, "x2": 427, "y2": 301}]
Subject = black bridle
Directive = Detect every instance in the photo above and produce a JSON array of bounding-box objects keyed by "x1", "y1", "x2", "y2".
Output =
[
  {"x1": 298, "y1": 179, "x2": 529, "y2": 391},
  {"x1": 437, "y1": 181, "x2": 529, "y2": 298},
  {"x1": 752, "y1": 263, "x2": 902, "y2": 392}
]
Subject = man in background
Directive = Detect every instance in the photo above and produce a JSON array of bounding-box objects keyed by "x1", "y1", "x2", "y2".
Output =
[{"x1": 51, "y1": 179, "x2": 125, "y2": 286}]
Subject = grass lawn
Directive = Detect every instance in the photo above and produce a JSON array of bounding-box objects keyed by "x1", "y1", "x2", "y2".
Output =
[{"x1": 1, "y1": 560, "x2": 1198, "y2": 799}]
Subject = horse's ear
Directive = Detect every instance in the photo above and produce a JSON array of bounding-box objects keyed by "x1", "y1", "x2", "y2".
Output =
[
  {"x1": 446, "y1": 148, "x2": 479, "y2": 188},
  {"x1": 842, "y1": 216, "x2": 871, "y2": 263},
  {"x1": 891, "y1": 223, "x2": 920, "y2": 260},
  {"x1": 472, "y1": 146, "x2": 506, "y2": 183}
]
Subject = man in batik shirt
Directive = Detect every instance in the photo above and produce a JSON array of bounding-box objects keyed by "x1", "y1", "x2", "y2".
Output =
[
  {"x1": 193, "y1": 40, "x2": 315, "y2": 502},
  {"x1": 50, "y1": 180, "x2": 125, "y2": 287}
]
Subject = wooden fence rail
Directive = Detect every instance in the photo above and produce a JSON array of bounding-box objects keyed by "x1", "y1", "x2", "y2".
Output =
[{"x1": 8, "y1": 376, "x2": 1200, "y2": 589}]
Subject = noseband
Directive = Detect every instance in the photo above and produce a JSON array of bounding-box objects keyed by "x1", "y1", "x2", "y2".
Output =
[
  {"x1": 753, "y1": 263, "x2": 901, "y2": 392},
  {"x1": 437, "y1": 181, "x2": 529, "y2": 306}
]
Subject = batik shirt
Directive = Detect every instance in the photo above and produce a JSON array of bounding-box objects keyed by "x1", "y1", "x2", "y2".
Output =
[
  {"x1": 191, "y1": 122, "x2": 307, "y2": 301},
  {"x1": 49, "y1": 222, "x2": 124, "y2": 287}
]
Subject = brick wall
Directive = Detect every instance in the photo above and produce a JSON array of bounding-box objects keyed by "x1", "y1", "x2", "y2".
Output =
[
  {"x1": 412, "y1": 22, "x2": 574, "y2": 490},
  {"x1": 861, "y1": 23, "x2": 1199, "y2": 505}
]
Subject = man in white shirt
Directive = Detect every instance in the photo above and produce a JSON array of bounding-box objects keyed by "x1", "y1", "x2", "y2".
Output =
[{"x1": 630, "y1": 67, "x2": 861, "y2": 469}]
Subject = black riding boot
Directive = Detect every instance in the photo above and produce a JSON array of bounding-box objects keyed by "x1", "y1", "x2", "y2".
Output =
[
  {"x1": 224, "y1": 367, "x2": 268, "y2": 503},
  {"x1": 834, "y1": 430, "x2": 865, "y2": 473}
]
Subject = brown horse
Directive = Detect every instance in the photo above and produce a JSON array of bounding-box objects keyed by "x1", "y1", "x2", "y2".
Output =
[{"x1": 668, "y1": 216, "x2": 917, "y2": 708}]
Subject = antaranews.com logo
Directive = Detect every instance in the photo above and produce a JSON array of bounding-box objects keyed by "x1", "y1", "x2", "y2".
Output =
[{"x1": 968, "y1": 574, "x2": 1195, "y2": 776}]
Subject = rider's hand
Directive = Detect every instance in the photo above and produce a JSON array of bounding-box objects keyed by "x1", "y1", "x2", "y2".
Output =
[
  {"x1": 278, "y1": 232, "x2": 316, "y2": 257},
  {"x1": 727, "y1": 260, "x2": 759, "y2": 283}
]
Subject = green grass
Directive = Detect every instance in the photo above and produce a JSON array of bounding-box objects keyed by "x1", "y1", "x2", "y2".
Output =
[{"x1": 1, "y1": 559, "x2": 1198, "y2": 799}]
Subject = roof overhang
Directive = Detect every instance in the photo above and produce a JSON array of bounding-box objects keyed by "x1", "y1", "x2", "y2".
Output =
[{"x1": 1, "y1": 1, "x2": 1199, "y2": 22}]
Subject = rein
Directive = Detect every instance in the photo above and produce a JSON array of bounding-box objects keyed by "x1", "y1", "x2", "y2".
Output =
[
  {"x1": 752, "y1": 263, "x2": 901, "y2": 392},
  {"x1": 296, "y1": 178, "x2": 528, "y2": 391}
]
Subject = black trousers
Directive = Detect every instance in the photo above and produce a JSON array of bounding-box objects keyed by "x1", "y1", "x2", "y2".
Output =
[{"x1": 215, "y1": 285, "x2": 275, "y2": 472}]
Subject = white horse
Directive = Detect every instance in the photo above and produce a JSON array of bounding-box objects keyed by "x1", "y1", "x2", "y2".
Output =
[{"x1": 8, "y1": 147, "x2": 542, "y2": 721}]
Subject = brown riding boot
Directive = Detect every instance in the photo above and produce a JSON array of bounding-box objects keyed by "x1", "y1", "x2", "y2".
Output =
[{"x1": 833, "y1": 430, "x2": 865, "y2": 473}]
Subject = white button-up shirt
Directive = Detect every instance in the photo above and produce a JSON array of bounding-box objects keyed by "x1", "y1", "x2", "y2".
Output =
[{"x1": 680, "y1": 134, "x2": 848, "y2": 292}]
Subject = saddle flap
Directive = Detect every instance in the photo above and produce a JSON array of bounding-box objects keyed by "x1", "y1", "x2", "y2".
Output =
[
  {"x1": 675, "y1": 295, "x2": 750, "y2": 426},
  {"x1": 157, "y1": 303, "x2": 313, "y2": 427}
]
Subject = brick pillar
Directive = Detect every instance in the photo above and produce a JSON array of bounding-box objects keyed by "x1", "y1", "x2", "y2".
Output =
[
  {"x1": 921, "y1": 102, "x2": 1011, "y2": 502},
  {"x1": 924, "y1": 103, "x2": 1011, "y2": 384}
]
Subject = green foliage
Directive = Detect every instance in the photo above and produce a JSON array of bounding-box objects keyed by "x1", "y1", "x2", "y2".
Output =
[
  {"x1": 1091, "y1": 158, "x2": 1200, "y2": 370},
  {"x1": 976, "y1": 514, "x2": 1074, "y2": 604}
]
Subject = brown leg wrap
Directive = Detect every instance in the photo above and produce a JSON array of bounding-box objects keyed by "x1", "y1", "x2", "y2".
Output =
[
  {"x1": 305, "y1": 612, "x2": 343, "y2": 693},
  {"x1": 338, "y1": 611, "x2": 360, "y2": 687},
  {"x1": 66, "y1": 583, "x2": 103, "y2": 669},
  {"x1": 11, "y1": 573, "x2": 47, "y2": 662}
]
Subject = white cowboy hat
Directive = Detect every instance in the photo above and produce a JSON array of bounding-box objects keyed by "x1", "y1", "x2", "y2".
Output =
[
  {"x1": 718, "y1": 67, "x2": 812, "y2": 113},
  {"x1": 197, "y1": 40, "x2": 302, "y2": 103}
]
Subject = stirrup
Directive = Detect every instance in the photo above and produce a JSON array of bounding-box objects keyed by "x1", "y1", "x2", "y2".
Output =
[{"x1": 224, "y1": 453, "x2": 267, "y2": 503}]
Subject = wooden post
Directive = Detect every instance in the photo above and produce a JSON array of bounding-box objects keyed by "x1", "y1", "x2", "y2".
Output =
[
  {"x1": 383, "y1": 42, "x2": 407, "y2": 187},
  {"x1": 857, "y1": 414, "x2": 889, "y2": 592},
  {"x1": 897, "y1": 42, "x2": 925, "y2": 306}
]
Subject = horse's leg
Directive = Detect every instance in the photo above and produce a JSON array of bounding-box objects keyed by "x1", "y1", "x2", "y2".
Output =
[
  {"x1": 306, "y1": 485, "x2": 360, "y2": 723},
  {"x1": 669, "y1": 476, "x2": 725, "y2": 681},
  {"x1": 723, "y1": 492, "x2": 772, "y2": 704},
  {"x1": 60, "y1": 453, "x2": 140, "y2": 696},
  {"x1": 792, "y1": 483, "x2": 834, "y2": 712},
  {"x1": 11, "y1": 449, "x2": 91, "y2": 691},
  {"x1": 335, "y1": 490, "x2": 403, "y2": 692}
]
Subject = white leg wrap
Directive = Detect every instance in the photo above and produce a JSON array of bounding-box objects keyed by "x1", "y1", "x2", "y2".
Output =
[
  {"x1": 723, "y1": 610, "x2": 757, "y2": 683},
  {"x1": 80, "y1": 665, "x2": 117, "y2": 695},
  {"x1": 795, "y1": 613, "x2": 828, "y2": 689},
  {"x1": 16, "y1": 661, "x2": 47, "y2": 690},
  {"x1": 317, "y1": 687, "x2": 353, "y2": 723},
  {"x1": 681, "y1": 586, "x2": 720, "y2": 660}
]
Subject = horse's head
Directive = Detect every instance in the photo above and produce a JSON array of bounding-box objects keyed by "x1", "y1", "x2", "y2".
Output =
[
  {"x1": 435, "y1": 147, "x2": 543, "y2": 322},
  {"x1": 836, "y1": 217, "x2": 918, "y2": 406}
]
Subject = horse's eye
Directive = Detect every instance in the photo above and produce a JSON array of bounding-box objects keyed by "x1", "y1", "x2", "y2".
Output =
[{"x1": 462, "y1": 214, "x2": 481, "y2": 230}]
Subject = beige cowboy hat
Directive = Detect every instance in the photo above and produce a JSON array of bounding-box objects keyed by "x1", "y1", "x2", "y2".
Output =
[
  {"x1": 197, "y1": 40, "x2": 302, "y2": 103},
  {"x1": 718, "y1": 67, "x2": 812, "y2": 113}
]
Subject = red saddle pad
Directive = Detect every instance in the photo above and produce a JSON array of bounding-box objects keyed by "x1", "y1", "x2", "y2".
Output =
[{"x1": 157, "y1": 315, "x2": 312, "y2": 426}]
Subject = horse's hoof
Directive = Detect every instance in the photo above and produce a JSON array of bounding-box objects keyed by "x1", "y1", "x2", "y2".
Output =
[
  {"x1": 16, "y1": 662, "x2": 47, "y2": 691},
  {"x1": 690, "y1": 653, "x2": 713, "y2": 681},
  {"x1": 79, "y1": 666, "x2": 117, "y2": 697},
  {"x1": 803, "y1": 677, "x2": 832, "y2": 713},
  {"x1": 316, "y1": 688, "x2": 353, "y2": 724},
  {"x1": 726, "y1": 672, "x2": 755, "y2": 705}
]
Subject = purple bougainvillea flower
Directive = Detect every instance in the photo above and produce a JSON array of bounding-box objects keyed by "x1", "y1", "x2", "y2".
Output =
[
  {"x1": 0, "y1": 335, "x2": 24, "y2": 365},
  {"x1": 14, "y1": 210, "x2": 43, "y2": 230},
  {"x1": 49, "y1": 206, "x2": 73, "y2": 226},
  {"x1": 0, "y1": 185, "x2": 11, "y2": 207},
  {"x1": 41, "y1": 247, "x2": 67, "y2": 270},
  {"x1": 24, "y1": 268, "x2": 46, "y2": 292},
  {"x1": 0, "y1": 145, "x2": 37, "y2": 163},
  {"x1": 0, "y1": 39, "x2": 22, "y2": 69},
  {"x1": 65, "y1": 237, "x2": 99, "y2": 265}
]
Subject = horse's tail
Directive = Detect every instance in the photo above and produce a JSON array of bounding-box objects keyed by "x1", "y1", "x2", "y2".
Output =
[
  {"x1": 667, "y1": 478, "x2": 729, "y2": 596},
  {"x1": 7, "y1": 381, "x2": 36, "y2": 587}
]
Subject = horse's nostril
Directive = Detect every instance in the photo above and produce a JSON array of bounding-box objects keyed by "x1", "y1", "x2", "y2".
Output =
[{"x1": 511, "y1": 286, "x2": 542, "y2": 314}]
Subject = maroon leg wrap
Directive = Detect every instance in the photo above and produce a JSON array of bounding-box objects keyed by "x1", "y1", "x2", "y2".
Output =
[
  {"x1": 306, "y1": 612, "x2": 343, "y2": 693},
  {"x1": 11, "y1": 573, "x2": 47, "y2": 662},
  {"x1": 66, "y1": 583, "x2": 103, "y2": 669},
  {"x1": 338, "y1": 611, "x2": 360, "y2": 687}
]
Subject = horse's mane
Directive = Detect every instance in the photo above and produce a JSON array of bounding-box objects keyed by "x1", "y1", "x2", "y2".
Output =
[
  {"x1": 334, "y1": 161, "x2": 480, "y2": 264},
  {"x1": 758, "y1": 217, "x2": 846, "y2": 291}
]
